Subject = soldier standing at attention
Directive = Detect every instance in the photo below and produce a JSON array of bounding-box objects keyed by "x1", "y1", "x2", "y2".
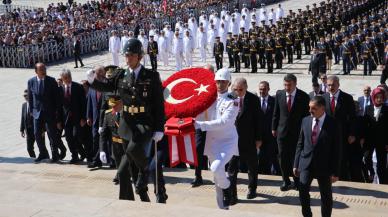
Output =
[
  {"x1": 86, "y1": 39, "x2": 165, "y2": 202},
  {"x1": 214, "y1": 36, "x2": 224, "y2": 70},
  {"x1": 147, "y1": 35, "x2": 158, "y2": 72},
  {"x1": 226, "y1": 32, "x2": 234, "y2": 68},
  {"x1": 232, "y1": 34, "x2": 242, "y2": 73}
]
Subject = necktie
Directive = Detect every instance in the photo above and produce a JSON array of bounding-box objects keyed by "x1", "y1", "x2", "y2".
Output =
[
  {"x1": 65, "y1": 86, "x2": 70, "y2": 101},
  {"x1": 311, "y1": 118, "x2": 320, "y2": 145},
  {"x1": 261, "y1": 98, "x2": 267, "y2": 113},
  {"x1": 130, "y1": 70, "x2": 136, "y2": 85},
  {"x1": 38, "y1": 79, "x2": 44, "y2": 95},
  {"x1": 96, "y1": 91, "x2": 101, "y2": 102},
  {"x1": 330, "y1": 96, "x2": 335, "y2": 114},
  {"x1": 239, "y1": 97, "x2": 244, "y2": 113},
  {"x1": 287, "y1": 94, "x2": 292, "y2": 112}
]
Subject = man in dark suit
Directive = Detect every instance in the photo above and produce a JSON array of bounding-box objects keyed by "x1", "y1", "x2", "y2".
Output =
[
  {"x1": 60, "y1": 69, "x2": 87, "y2": 163},
  {"x1": 357, "y1": 85, "x2": 372, "y2": 116},
  {"x1": 20, "y1": 89, "x2": 43, "y2": 158},
  {"x1": 294, "y1": 96, "x2": 341, "y2": 217},
  {"x1": 27, "y1": 63, "x2": 65, "y2": 162},
  {"x1": 228, "y1": 78, "x2": 263, "y2": 203},
  {"x1": 319, "y1": 74, "x2": 328, "y2": 93},
  {"x1": 323, "y1": 75, "x2": 356, "y2": 181},
  {"x1": 73, "y1": 35, "x2": 84, "y2": 68},
  {"x1": 272, "y1": 74, "x2": 310, "y2": 191},
  {"x1": 257, "y1": 81, "x2": 280, "y2": 176},
  {"x1": 309, "y1": 82, "x2": 324, "y2": 99},
  {"x1": 308, "y1": 47, "x2": 324, "y2": 84},
  {"x1": 86, "y1": 66, "x2": 106, "y2": 168}
]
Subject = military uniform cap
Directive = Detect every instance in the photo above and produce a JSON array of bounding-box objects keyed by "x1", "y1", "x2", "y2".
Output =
[
  {"x1": 123, "y1": 38, "x2": 143, "y2": 55},
  {"x1": 105, "y1": 65, "x2": 119, "y2": 78},
  {"x1": 107, "y1": 95, "x2": 121, "y2": 107}
]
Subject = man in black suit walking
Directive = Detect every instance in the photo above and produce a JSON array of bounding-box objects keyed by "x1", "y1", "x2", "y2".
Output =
[
  {"x1": 272, "y1": 74, "x2": 310, "y2": 191},
  {"x1": 228, "y1": 78, "x2": 263, "y2": 203},
  {"x1": 257, "y1": 81, "x2": 280, "y2": 175},
  {"x1": 27, "y1": 63, "x2": 65, "y2": 162},
  {"x1": 323, "y1": 76, "x2": 356, "y2": 181},
  {"x1": 294, "y1": 96, "x2": 341, "y2": 217},
  {"x1": 60, "y1": 69, "x2": 87, "y2": 163},
  {"x1": 74, "y1": 35, "x2": 84, "y2": 68},
  {"x1": 20, "y1": 89, "x2": 43, "y2": 158},
  {"x1": 308, "y1": 47, "x2": 324, "y2": 84}
]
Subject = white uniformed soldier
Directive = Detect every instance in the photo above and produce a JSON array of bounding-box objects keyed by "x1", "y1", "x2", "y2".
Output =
[
  {"x1": 208, "y1": 24, "x2": 217, "y2": 57},
  {"x1": 197, "y1": 25, "x2": 207, "y2": 62},
  {"x1": 172, "y1": 31, "x2": 184, "y2": 71},
  {"x1": 183, "y1": 31, "x2": 194, "y2": 67},
  {"x1": 195, "y1": 68, "x2": 239, "y2": 210},
  {"x1": 137, "y1": 30, "x2": 149, "y2": 66},
  {"x1": 158, "y1": 30, "x2": 169, "y2": 66},
  {"x1": 109, "y1": 30, "x2": 121, "y2": 66}
]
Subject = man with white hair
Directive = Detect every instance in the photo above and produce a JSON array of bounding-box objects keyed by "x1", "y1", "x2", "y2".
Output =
[
  {"x1": 109, "y1": 30, "x2": 121, "y2": 66},
  {"x1": 195, "y1": 68, "x2": 239, "y2": 210}
]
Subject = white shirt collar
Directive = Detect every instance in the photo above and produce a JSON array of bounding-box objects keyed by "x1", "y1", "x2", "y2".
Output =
[
  {"x1": 217, "y1": 91, "x2": 229, "y2": 98},
  {"x1": 286, "y1": 88, "x2": 297, "y2": 97},
  {"x1": 330, "y1": 89, "x2": 340, "y2": 98},
  {"x1": 36, "y1": 76, "x2": 45, "y2": 81},
  {"x1": 315, "y1": 112, "x2": 326, "y2": 123},
  {"x1": 260, "y1": 95, "x2": 268, "y2": 101},
  {"x1": 129, "y1": 64, "x2": 142, "y2": 78}
]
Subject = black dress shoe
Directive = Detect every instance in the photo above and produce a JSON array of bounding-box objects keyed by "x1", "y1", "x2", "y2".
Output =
[
  {"x1": 156, "y1": 193, "x2": 168, "y2": 203},
  {"x1": 229, "y1": 195, "x2": 238, "y2": 206},
  {"x1": 34, "y1": 154, "x2": 49, "y2": 163},
  {"x1": 50, "y1": 157, "x2": 60, "y2": 163},
  {"x1": 280, "y1": 183, "x2": 292, "y2": 191},
  {"x1": 59, "y1": 151, "x2": 66, "y2": 160},
  {"x1": 191, "y1": 177, "x2": 203, "y2": 188},
  {"x1": 74, "y1": 66, "x2": 78, "y2": 68},
  {"x1": 69, "y1": 158, "x2": 80, "y2": 164},
  {"x1": 291, "y1": 182, "x2": 299, "y2": 191},
  {"x1": 87, "y1": 161, "x2": 102, "y2": 168},
  {"x1": 247, "y1": 190, "x2": 257, "y2": 199},
  {"x1": 139, "y1": 192, "x2": 151, "y2": 202},
  {"x1": 113, "y1": 177, "x2": 119, "y2": 185}
]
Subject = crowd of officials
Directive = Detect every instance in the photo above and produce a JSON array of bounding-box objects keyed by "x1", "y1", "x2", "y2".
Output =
[{"x1": 18, "y1": 0, "x2": 388, "y2": 215}]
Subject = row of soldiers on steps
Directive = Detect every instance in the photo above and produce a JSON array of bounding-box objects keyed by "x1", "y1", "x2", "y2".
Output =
[{"x1": 212, "y1": 0, "x2": 387, "y2": 75}]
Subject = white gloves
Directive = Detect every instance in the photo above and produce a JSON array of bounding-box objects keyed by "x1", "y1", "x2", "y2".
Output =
[
  {"x1": 99, "y1": 152, "x2": 107, "y2": 164},
  {"x1": 98, "y1": 127, "x2": 104, "y2": 134},
  {"x1": 153, "y1": 131, "x2": 164, "y2": 143},
  {"x1": 86, "y1": 69, "x2": 95, "y2": 84}
]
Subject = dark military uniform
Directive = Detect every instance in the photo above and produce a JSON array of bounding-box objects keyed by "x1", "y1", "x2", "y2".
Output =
[
  {"x1": 226, "y1": 36, "x2": 234, "y2": 68},
  {"x1": 232, "y1": 37, "x2": 242, "y2": 73},
  {"x1": 242, "y1": 36, "x2": 250, "y2": 68},
  {"x1": 147, "y1": 40, "x2": 158, "y2": 71},
  {"x1": 214, "y1": 40, "x2": 224, "y2": 70},
  {"x1": 275, "y1": 39, "x2": 284, "y2": 69},
  {"x1": 258, "y1": 37, "x2": 266, "y2": 69},
  {"x1": 294, "y1": 31, "x2": 303, "y2": 59},
  {"x1": 265, "y1": 37, "x2": 275, "y2": 73},
  {"x1": 341, "y1": 40, "x2": 353, "y2": 75},
  {"x1": 249, "y1": 37, "x2": 259, "y2": 73},
  {"x1": 286, "y1": 34, "x2": 294, "y2": 64},
  {"x1": 90, "y1": 64, "x2": 165, "y2": 201},
  {"x1": 361, "y1": 41, "x2": 375, "y2": 76},
  {"x1": 304, "y1": 28, "x2": 311, "y2": 55},
  {"x1": 333, "y1": 34, "x2": 342, "y2": 64}
]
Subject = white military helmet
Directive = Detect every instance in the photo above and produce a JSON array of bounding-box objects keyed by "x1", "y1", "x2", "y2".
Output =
[{"x1": 214, "y1": 68, "x2": 231, "y2": 81}]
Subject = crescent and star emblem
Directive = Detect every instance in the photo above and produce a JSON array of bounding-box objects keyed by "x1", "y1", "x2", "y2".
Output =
[{"x1": 164, "y1": 78, "x2": 210, "y2": 105}]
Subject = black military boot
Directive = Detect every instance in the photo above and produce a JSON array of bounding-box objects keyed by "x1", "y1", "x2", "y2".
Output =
[
  {"x1": 136, "y1": 170, "x2": 150, "y2": 202},
  {"x1": 222, "y1": 187, "x2": 231, "y2": 208}
]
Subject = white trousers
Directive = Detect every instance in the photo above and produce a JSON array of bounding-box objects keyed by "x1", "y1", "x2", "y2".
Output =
[
  {"x1": 199, "y1": 47, "x2": 206, "y2": 62},
  {"x1": 175, "y1": 53, "x2": 182, "y2": 71},
  {"x1": 142, "y1": 54, "x2": 149, "y2": 66},
  {"x1": 111, "y1": 52, "x2": 119, "y2": 66},
  {"x1": 208, "y1": 151, "x2": 234, "y2": 209},
  {"x1": 160, "y1": 51, "x2": 169, "y2": 66},
  {"x1": 185, "y1": 52, "x2": 193, "y2": 67}
]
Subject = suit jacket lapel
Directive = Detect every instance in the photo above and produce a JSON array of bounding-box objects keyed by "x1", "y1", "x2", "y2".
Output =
[
  {"x1": 307, "y1": 116, "x2": 313, "y2": 146},
  {"x1": 316, "y1": 116, "x2": 327, "y2": 146},
  {"x1": 335, "y1": 91, "x2": 342, "y2": 113}
]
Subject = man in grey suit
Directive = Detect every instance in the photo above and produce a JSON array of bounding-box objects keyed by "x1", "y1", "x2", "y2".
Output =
[{"x1": 357, "y1": 85, "x2": 372, "y2": 116}]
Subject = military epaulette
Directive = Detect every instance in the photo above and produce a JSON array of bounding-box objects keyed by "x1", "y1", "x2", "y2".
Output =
[{"x1": 105, "y1": 109, "x2": 113, "y2": 114}]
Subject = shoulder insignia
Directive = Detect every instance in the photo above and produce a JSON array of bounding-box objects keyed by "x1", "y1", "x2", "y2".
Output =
[{"x1": 105, "y1": 109, "x2": 113, "y2": 114}]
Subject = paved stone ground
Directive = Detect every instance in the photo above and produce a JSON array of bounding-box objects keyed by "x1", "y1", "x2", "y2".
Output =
[{"x1": 0, "y1": 0, "x2": 385, "y2": 216}]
